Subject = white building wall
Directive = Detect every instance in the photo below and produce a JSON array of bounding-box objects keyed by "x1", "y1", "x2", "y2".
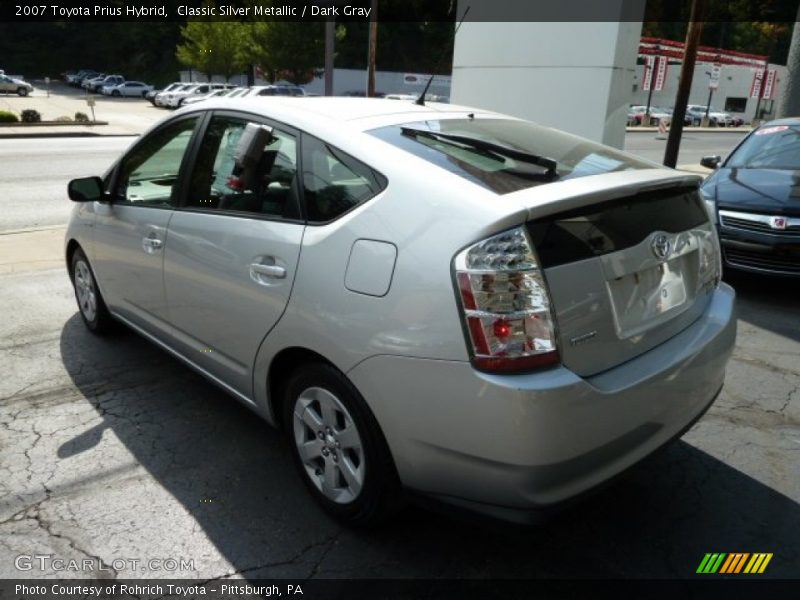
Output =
[
  {"x1": 450, "y1": 19, "x2": 643, "y2": 148},
  {"x1": 631, "y1": 62, "x2": 788, "y2": 123}
]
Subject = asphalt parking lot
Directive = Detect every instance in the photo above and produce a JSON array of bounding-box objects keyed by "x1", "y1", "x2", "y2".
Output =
[{"x1": 0, "y1": 94, "x2": 797, "y2": 581}]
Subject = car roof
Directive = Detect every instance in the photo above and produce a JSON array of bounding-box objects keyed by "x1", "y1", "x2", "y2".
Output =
[
  {"x1": 760, "y1": 117, "x2": 800, "y2": 126},
  {"x1": 186, "y1": 96, "x2": 501, "y2": 132}
]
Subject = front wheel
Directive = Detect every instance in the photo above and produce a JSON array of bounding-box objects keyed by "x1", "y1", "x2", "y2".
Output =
[
  {"x1": 284, "y1": 363, "x2": 402, "y2": 527},
  {"x1": 17, "y1": 87, "x2": 29, "y2": 97},
  {"x1": 70, "y1": 248, "x2": 115, "y2": 334},
  {"x1": 112, "y1": 90, "x2": 121, "y2": 97}
]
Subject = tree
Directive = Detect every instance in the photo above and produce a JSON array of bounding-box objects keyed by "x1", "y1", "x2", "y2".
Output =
[
  {"x1": 176, "y1": 8, "x2": 248, "y2": 81},
  {"x1": 245, "y1": 21, "x2": 328, "y2": 85}
]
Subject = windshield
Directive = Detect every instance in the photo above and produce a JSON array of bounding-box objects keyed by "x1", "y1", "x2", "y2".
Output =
[
  {"x1": 369, "y1": 118, "x2": 654, "y2": 194},
  {"x1": 726, "y1": 124, "x2": 800, "y2": 170}
]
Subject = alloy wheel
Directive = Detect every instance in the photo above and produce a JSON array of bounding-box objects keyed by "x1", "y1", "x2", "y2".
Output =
[{"x1": 292, "y1": 386, "x2": 365, "y2": 504}]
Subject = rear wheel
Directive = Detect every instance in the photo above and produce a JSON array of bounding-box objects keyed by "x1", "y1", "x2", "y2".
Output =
[
  {"x1": 112, "y1": 90, "x2": 121, "y2": 97},
  {"x1": 70, "y1": 248, "x2": 115, "y2": 334},
  {"x1": 283, "y1": 363, "x2": 402, "y2": 526}
]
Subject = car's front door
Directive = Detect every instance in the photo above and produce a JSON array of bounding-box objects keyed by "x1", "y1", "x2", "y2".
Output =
[
  {"x1": 163, "y1": 112, "x2": 305, "y2": 398},
  {"x1": 93, "y1": 114, "x2": 201, "y2": 337}
]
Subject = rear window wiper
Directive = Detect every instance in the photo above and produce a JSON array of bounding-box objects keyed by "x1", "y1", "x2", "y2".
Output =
[{"x1": 401, "y1": 127, "x2": 559, "y2": 179}]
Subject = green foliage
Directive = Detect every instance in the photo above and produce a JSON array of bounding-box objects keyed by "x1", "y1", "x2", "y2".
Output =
[
  {"x1": 20, "y1": 109, "x2": 41, "y2": 123},
  {"x1": 176, "y1": 3, "x2": 248, "y2": 81},
  {"x1": 243, "y1": 20, "x2": 330, "y2": 84},
  {"x1": 74, "y1": 112, "x2": 90, "y2": 123},
  {"x1": 0, "y1": 111, "x2": 19, "y2": 123}
]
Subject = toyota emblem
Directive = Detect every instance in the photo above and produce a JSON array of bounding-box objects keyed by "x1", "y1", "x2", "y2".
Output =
[{"x1": 651, "y1": 234, "x2": 672, "y2": 260}]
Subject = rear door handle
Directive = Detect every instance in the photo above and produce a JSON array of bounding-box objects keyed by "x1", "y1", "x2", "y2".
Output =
[
  {"x1": 142, "y1": 233, "x2": 163, "y2": 253},
  {"x1": 250, "y1": 263, "x2": 286, "y2": 279}
]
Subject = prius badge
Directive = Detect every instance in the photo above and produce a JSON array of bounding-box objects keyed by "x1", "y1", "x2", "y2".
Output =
[{"x1": 651, "y1": 233, "x2": 672, "y2": 261}]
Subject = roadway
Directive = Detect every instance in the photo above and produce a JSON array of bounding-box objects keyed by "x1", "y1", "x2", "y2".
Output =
[{"x1": 0, "y1": 137, "x2": 133, "y2": 232}]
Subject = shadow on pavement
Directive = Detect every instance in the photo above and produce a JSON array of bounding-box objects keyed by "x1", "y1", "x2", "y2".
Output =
[
  {"x1": 724, "y1": 270, "x2": 800, "y2": 344},
  {"x1": 59, "y1": 313, "x2": 800, "y2": 578}
]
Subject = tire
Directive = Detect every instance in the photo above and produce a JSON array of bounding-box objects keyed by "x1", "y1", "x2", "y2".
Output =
[
  {"x1": 70, "y1": 248, "x2": 115, "y2": 334},
  {"x1": 17, "y1": 87, "x2": 28, "y2": 97},
  {"x1": 112, "y1": 90, "x2": 121, "y2": 97},
  {"x1": 283, "y1": 362, "x2": 402, "y2": 527}
]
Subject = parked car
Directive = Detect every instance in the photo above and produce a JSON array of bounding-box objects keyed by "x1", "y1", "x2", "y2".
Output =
[
  {"x1": 147, "y1": 82, "x2": 182, "y2": 106},
  {"x1": 242, "y1": 84, "x2": 306, "y2": 97},
  {"x1": 64, "y1": 97, "x2": 735, "y2": 526},
  {"x1": 182, "y1": 87, "x2": 240, "y2": 105},
  {"x1": 384, "y1": 93, "x2": 418, "y2": 101},
  {"x1": 0, "y1": 74, "x2": 33, "y2": 96},
  {"x1": 700, "y1": 118, "x2": 800, "y2": 276},
  {"x1": 88, "y1": 75, "x2": 124, "y2": 93},
  {"x1": 627, "y1": 105, "x2": 671, "y2": 126},
  {"x1": 154, "y1": 83, "x2": 190, "y2": 107},
  {"x1": 162, "y1": 83, "x2": 231, "y2": 108},
  {"x1": 102, "y1": 81, "x2": 153, "y2": 97},
  {"x1": 686, "y1": 105, "x2": 734, "y2": 127},
  {"x1": 81, "y1": 74, "x2": 106, "y2": 91},
  {"x1": 68, "y1": 70, "x2": 99, "y2": 86}
]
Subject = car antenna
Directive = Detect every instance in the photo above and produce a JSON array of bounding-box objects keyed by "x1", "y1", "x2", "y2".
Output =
[{"x1": 416, "y1": 5, "x2": 470, "y2": 106}]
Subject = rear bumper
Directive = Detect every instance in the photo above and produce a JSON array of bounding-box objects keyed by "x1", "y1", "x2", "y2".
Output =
[{"x1": 347, "y1": 284, "x2": 736, "y2": 517}]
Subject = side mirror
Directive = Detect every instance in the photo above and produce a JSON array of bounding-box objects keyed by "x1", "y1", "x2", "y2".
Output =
[
  {"x1": 700, "y1": 155, "x2": 721, "y2": 169},
  {"x1": 68, "y1": 176, "x2": 105, "y2": 202}
]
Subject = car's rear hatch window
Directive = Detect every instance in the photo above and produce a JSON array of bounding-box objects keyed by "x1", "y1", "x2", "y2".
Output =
[{"x1": 368, "y1": 118, "x2": 655, "y2": 194}]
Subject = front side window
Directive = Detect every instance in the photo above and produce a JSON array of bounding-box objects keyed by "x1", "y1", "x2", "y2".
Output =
[
  {"x1": 186, "y1": 114, "x2": 301, "y2": 219},
  {"x1": 115, "y1": 116, "x2": 199, "y2": 207},
  {"x1": 301, "y1": 135, "x2": 386, "y2": 223}
]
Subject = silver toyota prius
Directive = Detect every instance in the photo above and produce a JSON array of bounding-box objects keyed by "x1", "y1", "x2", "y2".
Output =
[{"x1": 65, "y1": 97, "x2": 736, "y2": 525}]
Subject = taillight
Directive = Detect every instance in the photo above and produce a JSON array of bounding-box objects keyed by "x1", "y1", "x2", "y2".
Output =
[{"x1": 454, "y1": 226, "x2": 559, "y2": 373}]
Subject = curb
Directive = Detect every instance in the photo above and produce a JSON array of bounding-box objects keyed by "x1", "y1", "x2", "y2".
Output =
[
  {"x1": 627, "y1": 127, "x2": 751, "y2": 133},
  {"x1": 0, "y1": 225, "x2": 67, "y2": 236},
  {"x1": 0, "y1": 131, "x2": 140, "y2": 139}
]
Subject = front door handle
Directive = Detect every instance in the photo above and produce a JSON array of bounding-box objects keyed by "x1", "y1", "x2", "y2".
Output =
[{"x1": 250, "y1": 263, "x2": 286, "y2": 279}]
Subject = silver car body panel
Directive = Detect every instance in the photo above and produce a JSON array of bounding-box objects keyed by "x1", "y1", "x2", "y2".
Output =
[
  {"x1": 347, "y1": 284, "x2": 735, "y2": 508},
  {"x1": 162, "y1": 211, "x2": 304, "y2": 398},
  {"x1": 92, "y1": 204, "x2": 174, "y2": 338}
]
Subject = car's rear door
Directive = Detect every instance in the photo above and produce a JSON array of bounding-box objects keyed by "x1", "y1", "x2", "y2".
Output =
[
  {"x1": 92, "y1": 114, "x2": 203, "y2": 338},
  {"x1": 162, "y1": 111, "x2": 305, "y2": 398}
]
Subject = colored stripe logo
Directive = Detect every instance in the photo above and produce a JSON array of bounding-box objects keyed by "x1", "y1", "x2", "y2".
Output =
[{"x1": 697, "y1": 553, "x2": 773, "y2": 574}]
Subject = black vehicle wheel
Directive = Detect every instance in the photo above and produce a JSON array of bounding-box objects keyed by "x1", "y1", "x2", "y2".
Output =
[
  {"x1": 17, "y1": 87, "x2": 28, "y2": 97},
  {"x1": 283, "y1": 362, "x2": 402, "y2": 527},
  {"x1": 112, "y1": 90, "x2": 121, "y2": 97},
  {"x1": 70, "y1": 248, "x2": 115, "y2": 334}
]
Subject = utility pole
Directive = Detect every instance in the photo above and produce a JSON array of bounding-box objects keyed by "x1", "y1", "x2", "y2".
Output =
[
  {"x1": 366, "y1": 0, "x2": 378, "y2": 96},
  {"x1": 664, "y1": 0, "x2": 706, "y2": 168},
  {"x1": 753, "y1": 57, "x2": 770, "y2": 123},
  {"x1": 324, "y1": 20, "x2": 335, "y2": 96},
  {"x1": 778, "y1": 8, "x2": 800, "y2": 118}
]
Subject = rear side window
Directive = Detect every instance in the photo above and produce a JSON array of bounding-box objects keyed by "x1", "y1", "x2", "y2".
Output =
[
  {"x1": 301, "y1": 134, "x2": 386, "y2": 223},
  {"x1": 369, "y1": 118, "x2": 654, "y2": 194}
]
